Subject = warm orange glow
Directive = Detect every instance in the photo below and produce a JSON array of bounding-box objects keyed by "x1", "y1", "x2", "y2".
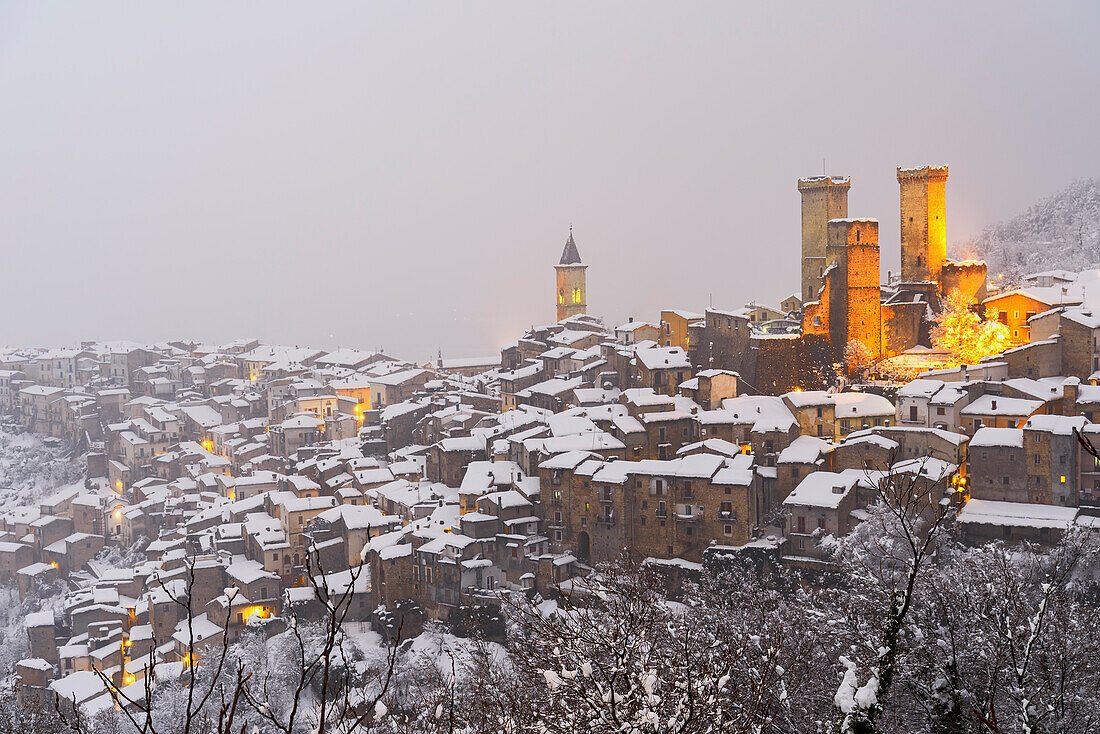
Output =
[
  {"x1": 114, "y1": 510, "x2": 122, "y2": 519},
  {"x1": 49, "y1": 561, "x2": 58, "y2": 568},
  {"x1": 227, "y1": 492, "x2": 235, "y2": 500},
  {"x1": 115, "y1": 480, "x2": 123, "y2": 490},
  {"x1": 201, "y1": 440, "x2": 214, "y2": 451},
  {"x1": 125, "y1": 674, "x2": 135, "y2": 685},
  {"x1": 244, "y1": 605, "x2": 271, "y2": 621},
  {"x1": 932, "y1": 288, "x2": 1010, "y2": 365}
]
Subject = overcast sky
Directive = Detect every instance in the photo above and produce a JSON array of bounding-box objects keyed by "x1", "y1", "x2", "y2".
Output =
[{"x1": 2, "y1": 2, "x2": 1098, "y2": 361}]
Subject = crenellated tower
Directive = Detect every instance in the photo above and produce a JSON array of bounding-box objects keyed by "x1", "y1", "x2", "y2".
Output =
[
  {"x1": 898, "y1": 165, "x2": 948, "y2": 285},
  {"x1": 798, "y1": 176, "x2": 850, "y2": 304},
  {"x1": 555, "y1": 228, "x2": 587, "y2": 322}
]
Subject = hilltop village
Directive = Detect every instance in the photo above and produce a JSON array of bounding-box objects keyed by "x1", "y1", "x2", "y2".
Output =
[{"x1": 4, "y1": 165, "x2": 1100, "y2": 713}]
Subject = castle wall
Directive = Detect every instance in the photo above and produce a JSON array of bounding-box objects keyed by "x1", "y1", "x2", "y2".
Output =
[
  {"x1": 881, "y1": 302, "x2": 925, "y2": 358},
  {"x1": 749, "y1": 333, "x2": 836, "y2": 394}
]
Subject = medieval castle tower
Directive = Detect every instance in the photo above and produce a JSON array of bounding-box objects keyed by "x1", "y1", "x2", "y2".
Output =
[
  {"x1": 556, "y1": 228, "x2": 587, "y2": 322},
  {"x1": 825, "y1": 218, "x2": 882, "y2": 360},
  {"x1": 801, "y1": 164, "x2": 988, "y2": 368},
  {"x1": 798, "y1": 176, "x2": 850, "y2": 304},
  {"x1": 898, "y1": 165, "x2": 948, "y2": 284}
]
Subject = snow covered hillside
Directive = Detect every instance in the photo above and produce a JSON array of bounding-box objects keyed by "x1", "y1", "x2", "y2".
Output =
[
  {"x1": 0, "y1": 423, "x2": 85, "y2": 512},
  {"x1": 960, "y1": 178, "x2": 1100, "y2": 278}
]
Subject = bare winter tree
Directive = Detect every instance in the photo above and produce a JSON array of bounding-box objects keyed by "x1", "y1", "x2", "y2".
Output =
[
  {"x1": 54, "y1": 553, "x2": 403, "y2": 734},
  {"x1": 826, "y1": 455, "x2": 957, "y2": 734},
  {"x1": 502, "y1": 558, "x2": 826, "y2": 734},
  {"x1": 914, "y1": 531, "x2": 1100, "y2": 734}
]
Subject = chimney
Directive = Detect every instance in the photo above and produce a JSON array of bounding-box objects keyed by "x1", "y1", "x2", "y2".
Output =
[
  {"x1": 991, "y1": 399, "x2": 998, "y2": 411},
  {"x1": 1064, "y1": 377, "x2": 1080, "y2": 416}
]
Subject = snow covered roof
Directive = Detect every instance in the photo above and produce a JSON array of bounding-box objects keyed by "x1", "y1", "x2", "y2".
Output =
[
  {"x1": 832, "y1": 392, "x2": 894, "y2": 417},
  {"x1": 897, "y1": 379, "x2": 945, "y2": 399},
  {"x1": 956, "y1": 499, "x2": 1077, "y2": 529},
  {"x1": 777, "y1": 435, "x2": 834, "y2": 465},
  {"x1": 634, "y1": 346, "x2": 690, "y2": 371},
  {"x1": 783, "y1": 470, "x2": 860, "y2": 509},
  {"x1": 1021, "y1": 414, "x2": 1088, "y2": 435},
  {"x1": 960, "y1": 395, "x2": 1043, "y2": 418}
]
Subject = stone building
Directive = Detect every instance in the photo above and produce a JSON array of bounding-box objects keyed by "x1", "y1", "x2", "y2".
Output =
[
  {"x1": 967, "y1": 427, "x2": 1027, "y2": 502},
  {"x1": 555, "y1": 229, "x2": 587, "y2": 322},
  {"x1": 539, "y1": 453, "x2": 760, "y2": 565}
]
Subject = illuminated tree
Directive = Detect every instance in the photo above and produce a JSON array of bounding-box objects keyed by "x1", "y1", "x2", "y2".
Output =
[
  {"x1": 844, "y1": 339, "x2": 876, "y2": 381},
  {"x1": 932, "y1": 288, "x2": 1010, "y2": 364}
]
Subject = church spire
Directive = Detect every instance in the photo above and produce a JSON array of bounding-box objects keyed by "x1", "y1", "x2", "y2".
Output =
[{"x1": 559, "y1": 226, "x2": 583, "y2": 265}]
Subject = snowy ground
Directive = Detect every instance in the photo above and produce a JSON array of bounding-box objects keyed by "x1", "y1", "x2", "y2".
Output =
[{"x1": 0, "y1": 423, "x2": 85, "y2": 512}]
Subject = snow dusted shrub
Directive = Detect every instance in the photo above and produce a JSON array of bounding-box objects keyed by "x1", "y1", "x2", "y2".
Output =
[{"x1": 502, "y1": 557, "x2": 828, "y2": 734}]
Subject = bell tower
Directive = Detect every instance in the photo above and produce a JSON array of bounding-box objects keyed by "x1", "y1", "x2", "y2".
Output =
[{"x1": 555, "y1": 227, "x2": 587, "y2": 322}]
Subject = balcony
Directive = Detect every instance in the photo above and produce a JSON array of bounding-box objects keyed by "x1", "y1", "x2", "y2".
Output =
[{"x1": 675, "y1": 507, "x2": 703, "y2": 521}]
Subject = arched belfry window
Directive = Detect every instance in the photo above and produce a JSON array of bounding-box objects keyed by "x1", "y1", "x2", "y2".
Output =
[{"x1": 558, "y1": 289, "x2": 565, "y2": 305}]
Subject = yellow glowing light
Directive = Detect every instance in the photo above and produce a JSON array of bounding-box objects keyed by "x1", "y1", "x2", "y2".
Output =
[
  {"x1": 49, "y1": 561, "x2": 59, "y2": 568},
  {"x1": 114, "y1": 510, "x2": 122, "y2": 519},
  {"x1": 1060, "y1": 475, "x2": 1066, "y2": 484},
  {"x1": 115, "y1": 481, "x2": 123, "y2": 490},
  {"x1": 125, "y1": 674, "x2": 135, "y2": 685},
  {"x1": 793, "y1": 387, "x2": 803, "y2": 392},
  {"x1": 932, "y1": 289, "x2": 1011, "y2": 365},
  {"x1": 227, "y1": 492, "x2": 235, "y2": 500},
  {"x1": 201, "y1": 440, "x2": 214, "y2": 451}
]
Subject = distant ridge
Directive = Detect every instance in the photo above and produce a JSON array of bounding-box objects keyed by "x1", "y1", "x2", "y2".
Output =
[{"x1": 958, "y1": 178, "x2": 1100, "y2": 278}]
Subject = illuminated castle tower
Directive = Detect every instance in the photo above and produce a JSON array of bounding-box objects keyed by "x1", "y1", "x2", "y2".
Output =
[
  {"x1": 826, "y1": 218, "x2": 882, "y2": 360},
  {"x1": 898, "y1": 165, "x2": 948, "y2": 284},
  {"x1": 555, "y1": 228, "x2": 587, "y2": 322},
  {"x1": 798, "y1": 176, "x2": 850, "y2": 303}
]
